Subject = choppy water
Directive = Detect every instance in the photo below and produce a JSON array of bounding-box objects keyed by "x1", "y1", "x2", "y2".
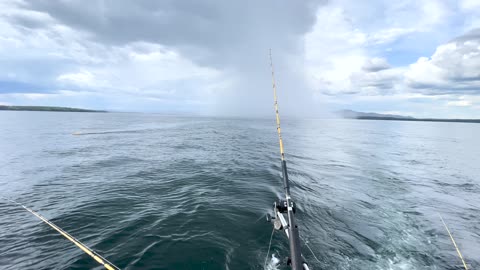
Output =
[{"x1": 0, "y1": 111, "x2": 479, "y2": 270}]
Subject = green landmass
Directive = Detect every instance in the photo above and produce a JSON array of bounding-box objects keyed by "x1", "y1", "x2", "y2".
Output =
[{"x1": 0, "y1": 105, "x2": 106, "y2": 112}]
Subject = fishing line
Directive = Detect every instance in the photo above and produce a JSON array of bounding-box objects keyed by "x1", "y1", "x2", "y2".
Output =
[
  {"x1": 1, "y1": 196, "x2": 121, "y2": 270},
  {"x1": 267, "y1": 49, "x2": 307, "y2": 270},
  {"x1": 264, "y1": 226, "x2": 276, "y2": 269},
  {"x1": 300, "y1": 235, "x2": 321, "y2": 263},
  {"x1": 254, "y1": 214, "x2": 267, "y2": 224},
  {"x1": 438, "y1": 213, "x2": 468, "y2": 270}
]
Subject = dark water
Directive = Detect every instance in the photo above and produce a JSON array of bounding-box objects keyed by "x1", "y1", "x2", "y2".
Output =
[{"x1": 0, "y1": 111, "x2": 479, "y2": 270}]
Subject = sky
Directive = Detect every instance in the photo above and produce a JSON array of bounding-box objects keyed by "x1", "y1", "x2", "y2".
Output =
[{"x1": 0, "y1": 0, "x2": 479, "y2": 118}]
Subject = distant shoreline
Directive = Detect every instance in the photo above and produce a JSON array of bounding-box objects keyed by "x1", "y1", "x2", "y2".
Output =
[
  {"x1": 338, "y1": 109, "x2": 479, "y2": 124},
  {"x1": 0, "y1": 105, "x2": 106, "y2": 113},
  {"x1": 355, "y1": 116, "x2": 480, "y2": 124}
]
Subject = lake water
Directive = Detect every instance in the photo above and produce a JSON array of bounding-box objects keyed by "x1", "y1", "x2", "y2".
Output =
[{"x1": 0, "y1": 111, "x2": 479, "y2": 270}]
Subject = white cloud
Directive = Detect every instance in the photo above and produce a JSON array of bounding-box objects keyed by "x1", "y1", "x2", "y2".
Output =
[
  {"x1": 51, "y1": 45, "x2": 225, "y2": 110},
  {"x1": 362, "y1": 57, "x2": 390, "y2": 72},
  {"x1": 445, "y1": 95, "x2": 480, "y2": 108},
  {"x1": 20, "y1": 93, "x2": 50, "y2": 100},
  {"x1": 368, "y1": 27, "x2": 416, "y2": 44},
  {"x1": 304, "y1": 0, "x2": 455, "y2": 97},
  {"x1": 57, "y1": 71, "x2": 94, "y2": 86},
  {"x1": 405, "y1": 29, "x2": 480, "y2": 93},
  {"x1": 305, "y1": 4, "x2": 368, "y2": 95},
  {"x1": 302, "y1": 0, "x2": 479, "y2": 118},
  {"x1": 460, "y1": 0, "x2": 480, "y2": 11},
  {"x1": 447, "y1": 100, "x2": 472, "y2": 107}
]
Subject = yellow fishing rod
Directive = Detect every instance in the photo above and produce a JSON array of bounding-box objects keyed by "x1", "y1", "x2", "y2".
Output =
[
  {"x1": 2, "y1": 197, "x2": 120, "y2": 270},
  {"x1": 266, "y1": 50, "x2": 309, "y2": 270},
  {"x1": 439, "y1": 213, "x2": 469, "y2": 270}
]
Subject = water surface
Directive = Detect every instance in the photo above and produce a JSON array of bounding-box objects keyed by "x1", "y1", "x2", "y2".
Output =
[{"x1": 0, "y1": 111, "x2": 479, "y2": 269}]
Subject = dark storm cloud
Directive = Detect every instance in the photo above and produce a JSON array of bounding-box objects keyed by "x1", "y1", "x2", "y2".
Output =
[
  {"x1": 5, "y1": 12, "x2": 52, "y2": 29},
  {"x1": 18, "y1": 0, "x2": 321, "y2": 69},
  {"x1": 12, "y1": 0, "x2": 325, "y2": 116}
]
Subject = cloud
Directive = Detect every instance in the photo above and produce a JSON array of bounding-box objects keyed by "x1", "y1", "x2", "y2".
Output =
[
  {"x1": 19, "y1": 1, "x2": 319, "y2": 58},
  {"x1": 405, "y1": 28, "x2": 480, "y2": 94},
  {"x1": 303, "y1": 0, "x2": 454, "y2": 97},
  {"x1": 447, "y1": 100, "x2": 472, "y2": 107},
  {"x1": 362, "y1": 57, "x2": 391, "y2": 72},
  {"x1": 57, "y1": 71, "x2": 95, "y2": 86},
  {"x1": 0, "y1": 0, "x2": 478, "y2": 118},
  {"x1": 350, "y1": 66, "x2": 405, "y2": 95},
  {"x1": 304, "y1": 3, "x2": 368, "y2": 95},
  {"x1": 305, "y1": 3, "x2": 479, "y2": 100},
  {"x1": 0, "y1": 0, "x2": 325, "y2": 115},
  {"x1": 368, "y1": 27, "x2": 417, "y2": 45},
  {"x1": 460, "y1": 0, "x2": 480, "y2": 11}
]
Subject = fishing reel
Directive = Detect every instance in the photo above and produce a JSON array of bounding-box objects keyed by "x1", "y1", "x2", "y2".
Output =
[
  {"x1": 266, "y1": 199, "x2": 296, "y2": 231},
  {"x1": 275, "y1": 199, "x2": 296, "y2": 214},
  {"x1": 266, "y1": 211, "x2": 284, "y2": 231}
]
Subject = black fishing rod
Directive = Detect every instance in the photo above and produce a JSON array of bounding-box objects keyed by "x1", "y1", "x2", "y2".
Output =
[{"x1": 266, "y1": 50, "x2": 309, "y2": 270}]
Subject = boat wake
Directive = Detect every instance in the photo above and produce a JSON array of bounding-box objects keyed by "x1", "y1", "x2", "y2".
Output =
[{"x1": 264, "y1": 254, "x2": 280, "y2": 270}]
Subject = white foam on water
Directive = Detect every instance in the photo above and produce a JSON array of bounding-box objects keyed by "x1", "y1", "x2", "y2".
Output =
[
  {"x1": 265, "y1": 253, "x2": 280, "y2": 270},
  {"x1": 384, "y1": 256, "x2": 416, "y2": 270}
]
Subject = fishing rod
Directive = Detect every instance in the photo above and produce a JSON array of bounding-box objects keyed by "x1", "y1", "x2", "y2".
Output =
[
  {"x1": 1, "y1": 197, "x2": 120, "y2": 270},
  {"x1": 266, "y1": 50, "x2": 310, "y2": 270},
  {"x1": 439, "y1": 213, "x2": 469, "y2": 270}
]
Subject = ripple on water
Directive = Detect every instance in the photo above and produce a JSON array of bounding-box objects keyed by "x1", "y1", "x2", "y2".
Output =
[{"x1": 1, "y1": 114, "x2": 479, "y2": 269}]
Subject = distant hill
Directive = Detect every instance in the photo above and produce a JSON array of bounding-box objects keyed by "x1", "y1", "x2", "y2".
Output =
[
  {"x1": 338, "y1": 109, "x2": 415, "y2": 120},
  {"x1": 337, "y1": 109, "x2": 480, "y2": 123},
  {"x1": 0, "y1": 105, "x2": 106, "y2": 112}
]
